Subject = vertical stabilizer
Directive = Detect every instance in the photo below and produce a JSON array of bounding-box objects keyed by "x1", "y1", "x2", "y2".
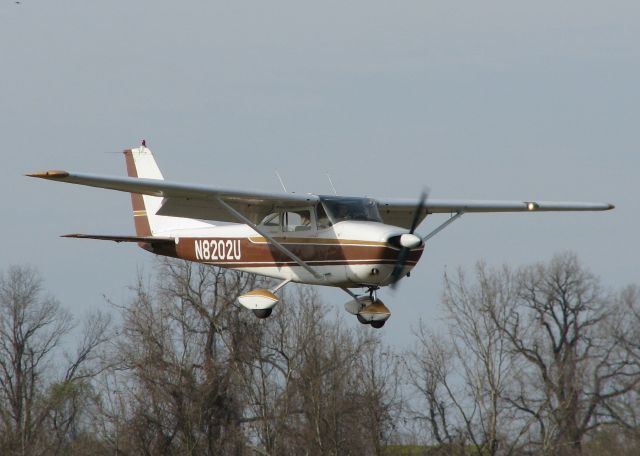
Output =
[{"x1": 123, "y1": 147, "x2": 212, "y2": 236}]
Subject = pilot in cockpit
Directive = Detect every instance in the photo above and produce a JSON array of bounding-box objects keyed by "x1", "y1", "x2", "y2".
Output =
[{"x1": 298, "y1": 210, "x2": 311, "y2": 230}]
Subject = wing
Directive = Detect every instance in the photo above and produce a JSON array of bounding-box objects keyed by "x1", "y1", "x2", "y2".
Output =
[
  {"x1": 377, "y1": 198, "x2": 614, "y2": 229},
  {"x1": 27, "y1": 171, "x2": 319, "y2": 224},
  {"x1": 27, "y1": 171, "x2": 614, "y2": 229}
]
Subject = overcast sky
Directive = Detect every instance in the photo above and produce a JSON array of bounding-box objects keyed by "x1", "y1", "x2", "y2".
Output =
[{"x1": 1, "y1": 1, "x2": 638, "y2": 347}]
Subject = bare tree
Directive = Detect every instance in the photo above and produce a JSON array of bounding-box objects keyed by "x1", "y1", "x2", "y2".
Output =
[
  {"x1": 230, "y1": 285, "x2": 322, "y2": 455},
  {"x1": 285, "y1": 305, "x2": 378, "y2": 455},
  {"x1": 489, "y1": 253, "x2": 640, "y2": 456},
  {"x1": 100, "y1": 260, "x2": 263, "y2": 455},
  {"x1": 354, "y1": 337, "x2": 403, "y2": 456},
  {"x1": 407, "y1": 255, "x2": 640, "y2": 456},
  {"x1": 407, "y1": 263, "x2": 520, "y2": 455},
  {"x1": 406, "y1": 326, "x2": 458, "y2": 452},
  {"x1": 96, "y1": 258, "x2": 399, "y2": 455},
  {"x1": 590, "y1": 284, "x2": 640, "y2": 450},
  {"x1": 237, "y1": 284, "x2": 398, "y2": 455},
  {"x1": 0, "y1": 265, "x2": 111, "y2": 456}
]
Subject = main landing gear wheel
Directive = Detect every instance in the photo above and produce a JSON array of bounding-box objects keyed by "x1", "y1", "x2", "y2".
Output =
[
  {"x1": 357, "y1": 314, "x2": 369, "y2": 325},
  {"x1": 370, "y1": 321, "x2": 385, "y2": 329},
  {"x1": 252, "y1": 308, "x2": 273, "y2": 319}
]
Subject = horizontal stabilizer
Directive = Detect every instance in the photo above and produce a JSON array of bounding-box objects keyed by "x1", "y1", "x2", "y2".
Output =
[{"x1": 62, "y1": 234, "x2": 175, "y2": 244}]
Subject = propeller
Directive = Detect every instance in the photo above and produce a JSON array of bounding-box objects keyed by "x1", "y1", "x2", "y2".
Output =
[{"x1": 389, "y1": 190, "x2": 428, "y2": 288}]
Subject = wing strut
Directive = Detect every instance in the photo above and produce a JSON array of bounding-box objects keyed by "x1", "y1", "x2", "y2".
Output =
[
  {"x1": 215, "y1": 197, "x2": 324, "y2": 280},
  {"x1": 423, "y1": 211, "x2": 464, "y2": 242}
]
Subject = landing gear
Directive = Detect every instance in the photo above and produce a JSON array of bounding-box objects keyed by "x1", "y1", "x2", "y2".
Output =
[
  {"x1": 252, "y1": 308, "x2": 273, "y2": 319},
  {"x1": 343, "y1": 287, "x2": 391, "y2": 329},
  {"x1": 239, "y1": 279, "x2": 291, "y2": 320}
]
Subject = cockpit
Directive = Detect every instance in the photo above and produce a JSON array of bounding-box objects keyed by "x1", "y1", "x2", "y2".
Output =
[{"x1": 258, "y1": 197, "x2": 382, "y2": 233}]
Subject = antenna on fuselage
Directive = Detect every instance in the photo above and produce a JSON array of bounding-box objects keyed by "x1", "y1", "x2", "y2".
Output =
[
  {"x1": 275, "y1": 171, "x2": 288, "y2": 193},
  {"x1": 325, "y1": 173, "x2": 338, "y2": 195}
]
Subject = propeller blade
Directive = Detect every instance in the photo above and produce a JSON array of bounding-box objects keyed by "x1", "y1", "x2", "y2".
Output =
[
  {"x1": 389, "y1": 248, "x2": 409, "y2": 288},
  {"x1": 409, "y1": 190, "x2": 428, "y2": 234},
  {"x1": 390, "y1": 189, "x2": 429, "y2": 288}
]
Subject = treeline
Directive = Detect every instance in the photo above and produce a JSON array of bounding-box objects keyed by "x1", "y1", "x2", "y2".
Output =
[{"x1": 0, "y1": 254, "x2": 638, "y2": 455}]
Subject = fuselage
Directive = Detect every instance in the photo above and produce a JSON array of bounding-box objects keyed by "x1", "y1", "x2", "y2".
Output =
[{"x1": 144, "y1": 221, "x2": 424, "y2": 288}]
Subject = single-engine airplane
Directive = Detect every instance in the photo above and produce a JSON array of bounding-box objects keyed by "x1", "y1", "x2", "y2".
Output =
[{"x1": 28, "y1": 145, "x2": 613, "y2": 328}]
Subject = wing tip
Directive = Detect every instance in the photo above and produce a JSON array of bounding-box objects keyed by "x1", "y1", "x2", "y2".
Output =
[{"x1": 26, "y1": 170, "x2": 69, "y2": 179}]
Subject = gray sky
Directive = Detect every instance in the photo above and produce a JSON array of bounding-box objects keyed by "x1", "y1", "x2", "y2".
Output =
[{"x1": 2, "y1": 1, "x2": 638, "y2": 347}]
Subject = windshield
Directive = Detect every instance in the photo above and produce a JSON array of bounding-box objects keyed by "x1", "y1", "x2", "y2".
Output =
[{"x1": 320, "y1": 196, "x2": 382, "y2": 224}]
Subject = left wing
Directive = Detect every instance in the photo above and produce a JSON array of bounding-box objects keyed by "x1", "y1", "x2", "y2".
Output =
[
  {"x1": 377, "y1": 198, "x2": 614, "y2": 229},
  {"x1": 27, "y1": 171, "x2": 319, "y2": 224}
]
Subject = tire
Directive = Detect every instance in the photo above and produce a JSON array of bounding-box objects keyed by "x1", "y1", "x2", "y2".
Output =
[
  {"x1": 253, "y1": 308, "x2": 273, "y2": 319},
  {"x1": 356, "y1": 314, "x2": 370, "y2": 325},
  {"x1": 370, "y1": 320, "x2": 385, "y2": 329}
]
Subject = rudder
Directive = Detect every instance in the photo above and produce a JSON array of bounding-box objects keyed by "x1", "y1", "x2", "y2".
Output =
[
  {"x1": 123, "y1": 146, "x2": 212, "y2": 236},
  {"x1": 124, "y1": 147, "x2": 154, "y2": 236}
]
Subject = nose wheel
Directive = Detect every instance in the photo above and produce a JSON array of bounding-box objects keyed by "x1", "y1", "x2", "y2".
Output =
[{"x1": 342, "y1": 287, "x2": 390, "y2": 329}]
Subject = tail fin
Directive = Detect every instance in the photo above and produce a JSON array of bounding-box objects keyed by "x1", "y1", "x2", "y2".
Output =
[{"x1": 123, "y1": 147, "x2": 212, "y2": 236}]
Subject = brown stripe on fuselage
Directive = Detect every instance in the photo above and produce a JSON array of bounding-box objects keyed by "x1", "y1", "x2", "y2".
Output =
[
  {"x1": 163, "y1": 237, "x2": 423, "y2": 269},
  {"x1": 123, "y1": 149, "x2": 152, "y2": 237}
]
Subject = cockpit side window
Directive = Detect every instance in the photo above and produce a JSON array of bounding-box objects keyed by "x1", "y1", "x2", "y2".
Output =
[
  {"x1": 259, "y1": 212, "x2": 281, "y2": 233},
  {"x1": 260, "y1": 208, "x2": 317, "y2": 233},
  {"x1": 283, "y1": 208, "x2": 315, "y2": 232}
]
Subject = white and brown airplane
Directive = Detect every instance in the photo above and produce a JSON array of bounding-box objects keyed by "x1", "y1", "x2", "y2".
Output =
[{"x1": 28, "y1": 146, "x2": 613, "y2": 328}]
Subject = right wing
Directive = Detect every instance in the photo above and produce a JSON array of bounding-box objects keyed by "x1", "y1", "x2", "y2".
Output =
[{"x1": 377, "y1": 198, "x2": 614, "y2": 229}]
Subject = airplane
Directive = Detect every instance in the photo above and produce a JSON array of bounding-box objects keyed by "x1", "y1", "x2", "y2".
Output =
[{"x1": 27, "y1": 145, "x2": 614, "y2": 328}]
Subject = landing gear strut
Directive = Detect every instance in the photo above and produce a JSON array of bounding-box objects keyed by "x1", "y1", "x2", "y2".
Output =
[{"x1": 368, "y1": 287, "x2": 379, "y2": 301}]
